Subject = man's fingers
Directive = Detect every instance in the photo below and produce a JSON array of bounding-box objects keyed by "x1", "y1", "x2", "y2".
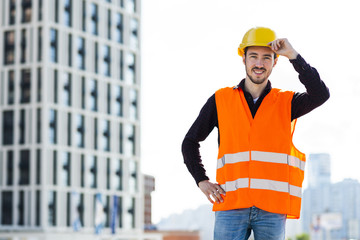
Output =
[
  {"x1": 206, "y1": 195, "x2": 215, "y2": 204},
  {"x1": 209, "y1": 190, "x2": 224, "y2": 203},
  {"x1": 216, "y1": 185, "x2": 226, "y2": 195},
  {"x1": 199, "y1": 181, "x2": 226, "y2": 204}
]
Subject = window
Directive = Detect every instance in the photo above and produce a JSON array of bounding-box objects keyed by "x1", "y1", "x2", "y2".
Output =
[
  {"x1": 64, "y1": 0, "x2": 72, "y2": 26},
  {"x1": 115, "y1": 13, "x2": 123, "y2": 43},
  {"x1": 38, "y1": 28, "x2": 42, "y2": 61},
  {"x1": 62, "y1": 73, "x2": 71, "y2": 106},
  {"x1": 106, "y1": 158, "x2": 111, "y2": 189},
  {"x1": 126, "y1": 53, "x2": 136, "y2": 84},
  {"x1": 6, "y1": 151, "x2": 14, "y2": 185},
  {"x1": 124, "y1": 124, "x2": 136, "y2": 156},
  {"x1": 94, "y1": 118, "x2": 98, "y2": 150},
  {"x1": 89, "y1": 79, "x2": 98, "y2": 111},
  {"x1": 90, "y1": 3, "x2": 98, "y2": 35},
  {"x1": 37, "y1": 68, "x2": 42, "y2": 102},
  {"x1": 66, "y1": 192, "x2": 71, "y2": 226},
  {"x1": 2, "y1": 111, "x2": 14, "y2": 145},
  {"x1": 77, "y1": 37, "x2": 85, "y2": 70},
  {"x1": 101, "y1": 120, "x2": 110, "y2": 151},
  {"x1": 104, "y1": 196, "x2": 110, "y2": 227},
  {"x1": 80, "y1": 155, "x2": 85, "y2": 187},
  {"x1": 53, "y1": 70, "x2": 58, "y2": 103},
  {"x1": 48, "y1": 191, "x2": 57, "y2": 226},
  {"x1": 103, "y1": 45, "x2": 111, "y2": 76},
  {"x1": 21, "y1": 0, "x2": 32, "y2": 23},
  {"x1": 35, "y1": 190, "x2": 41, "y2": 226},
  {"x1": 50, "y1": 29, "x2": 58, "y2": 63},
  {"x1": 81, "y1": 77, "x2": 86, "y2": 109},
  {"x1": 19, "y1": 109, "x2": 26, "y2": 144},
  {"x1": 67, "y1": 113, "x2": 71, "y2": 146},
  {"x1": 112, "y1": 159, "x2": 122, "y2": 190},
  {"x1": 20, "y1": 69, "x2": 31, "y2": 103},
  {"x1": 88, "y1": 155, "x2": 97, "y2": 188},
  {"x1": 19, "y1": 150, "x2": 30, "y2": 185},
  {"x1": 68, "y1": 34, "x2": 72, "y2": 66},
  {"x1": 127, "y1": 0, "x2": 136, "y2": 13},
  {"x1": 36, "y1": 149, "x2": 41, "y2": 184},
  {"x1": 118, "y1": 50, "x2": 124, "y2": 80},
  {"x1": 107, "y1": 9, "x2": 111, "y2": 39},
  {"x1": 129, "y1": 160, "x2": 138, "y2": 193},
  {"x1": 107, "y1": 84, "x2": 111, "y2": 114},
  {"x1": 76, "y1": 115, "x2": 85, "y2": 148},
  {"x1": 36, "y1": 108, "x2": 41, "y2": 143},
  {"x1": 124, "y1": 197, "x2": 136, "y2": 229},
  {"x1": 129, "y1": 89, "x2": 138, "y2": 120},
  {"x1": 71, "y1": 192, "x2": 82, "y2": 229},
  {"x1": 18, "y1": 191, "x2": 25, "y2": 225},
  {"x1": 1, "y1": 191, "x2": 13, "y2": 225},
  {"x1": 117, "y1": 196, "x2": 123, "y2": 228},
  {"x1": 49, "y1": 109, "x2": 57, "y2": 144},
  {"x1": 9, "y1": 0, "x2": 16, "y2": 25},
  {"x1": 114, "y1": 86, "x2": 123, "y2": 116},
  {"x1": 79, "y1": 193, "x2": 84, "y2": 226},
  {"x1": 38, "y1": 0, "x2": 43, "y2": 21},
  {"x1": 4, "y1": 31, "x2": 15, "y2": 65},
  {"x1": 119, "y1": 123, "x2": 123, "y2": 154},
  {"x1": 94, "y1": 42, "x2": 99, "y2": 73},
  {"x1": 53, "y1": 151, "x2": 57, "y2": 185},
  {"x1": 82, "y1": 0, "x2": 86, "y2": 31},
  {"x1": 54, "y1": 0, "x2": 59, "y2": 23},
  {"x1": 8, "y1": 70, "x2": 15, "y2": 105},
  {"x1": 20, "y1": 29, "x2": 27, "y2": 63},
  {"x1": 61, "y1": 152, "x2": 71, "y2": 186},
  {"x1": 130, "y1": 18, "x2": 139, "y2": 49}
]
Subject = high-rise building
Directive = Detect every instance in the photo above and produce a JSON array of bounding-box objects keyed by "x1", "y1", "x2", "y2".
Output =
[
  {"x1": 307, "y1": 153, "x2": 331, "y2": 188},
  {"x1": 0, "y1": 0, "x2": 149, "y2": 239},
  {"x1": 301, "y1": 153, "x2": 360, "y2": 240}
]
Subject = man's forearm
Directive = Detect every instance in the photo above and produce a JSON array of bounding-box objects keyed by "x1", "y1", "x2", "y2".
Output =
[{"x1": 290, "y1": 54, "x2": 330, "y2": 120}]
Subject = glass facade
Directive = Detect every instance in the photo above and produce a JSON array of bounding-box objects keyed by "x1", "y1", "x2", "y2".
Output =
[{"x1": 0, "y1": 0, "x2": 141, "y2": 235}]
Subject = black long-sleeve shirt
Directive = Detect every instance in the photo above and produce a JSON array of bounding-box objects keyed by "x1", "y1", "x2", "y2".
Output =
[{"x1": 182, "y1": 54, "x2": 330, "y2": 186}]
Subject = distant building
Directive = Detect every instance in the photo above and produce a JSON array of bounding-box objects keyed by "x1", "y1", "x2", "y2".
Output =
[
  {"x1": 144, "y1": 174, "x2": 155, "y2": 229},
  {"x1": 301, "y1": 153, "x2": 360, "y2": 240},
  {"x1": 307, "y1": 153, "x2": 331, "y2": 188},
  {"x1": 0, "y1": 0, "x2": 155, "y2": 239}
]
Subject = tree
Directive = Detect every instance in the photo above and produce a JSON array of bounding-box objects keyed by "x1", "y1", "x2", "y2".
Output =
[{"x1": 296, "y1": 233, "x2": 310, "y2": 240}]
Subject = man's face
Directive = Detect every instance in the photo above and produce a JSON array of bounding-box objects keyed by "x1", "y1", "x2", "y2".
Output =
[{"x1": 243, "y1": 46, "x2": 278, "y2": 85}]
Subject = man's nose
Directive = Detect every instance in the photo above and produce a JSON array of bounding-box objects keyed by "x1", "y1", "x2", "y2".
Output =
[{"x1": 255, "y1": 59, "x2": 264, "y2": 67}]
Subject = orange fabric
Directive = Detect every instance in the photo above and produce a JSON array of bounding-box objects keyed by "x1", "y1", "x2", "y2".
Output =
[{"x1": 214, "y1": 87, "x2": 306, "y2": 219}]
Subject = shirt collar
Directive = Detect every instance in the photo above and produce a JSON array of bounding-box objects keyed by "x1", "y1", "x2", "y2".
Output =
[{"x1": 234, "y1": 79, "x2": 272, "y2": 96}]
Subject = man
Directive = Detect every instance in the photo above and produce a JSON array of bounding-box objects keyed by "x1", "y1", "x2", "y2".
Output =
[{"x1": 181, "y1": 27, "x2": 330, "y2": 240}]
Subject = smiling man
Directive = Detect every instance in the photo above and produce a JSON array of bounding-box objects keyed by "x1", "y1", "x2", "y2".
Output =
[{"x1": 182, "y1": 27, "x2": 330, "y2": 240}]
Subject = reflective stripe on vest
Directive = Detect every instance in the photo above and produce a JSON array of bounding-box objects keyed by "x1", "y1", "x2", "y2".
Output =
[
  {"x1": 217, "y1": 151, "x2": 305, "y2": 171},
  {"x1": 220, "y1": 178, "x2": 302, "y2": 198}
]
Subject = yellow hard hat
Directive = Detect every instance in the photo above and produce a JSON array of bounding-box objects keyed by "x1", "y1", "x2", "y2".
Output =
[{"x1": 238, "y1": 27, "x2": 277, "y2": 56}]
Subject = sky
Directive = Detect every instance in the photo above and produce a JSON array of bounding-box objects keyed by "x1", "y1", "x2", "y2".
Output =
[{"x1": 140, "y1": 0, "x2": 360, "y2": 223}]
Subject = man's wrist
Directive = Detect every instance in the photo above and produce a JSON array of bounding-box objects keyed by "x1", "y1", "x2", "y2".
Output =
[{"x1": 288, "y1": 51, "x2": 299, "y2": 60}]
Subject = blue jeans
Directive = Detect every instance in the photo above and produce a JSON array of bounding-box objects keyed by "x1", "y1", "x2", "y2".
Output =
[{"x1": 214, "y1": 207, "x2": 286, "y2": 240}]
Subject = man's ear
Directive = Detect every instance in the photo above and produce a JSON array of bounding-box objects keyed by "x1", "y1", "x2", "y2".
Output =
[
  {"x1": 273, "y1": 57, "x2": 278, "y2": 67},
  {"x1": 242, "y1": 55, "x2": 246, "y2": 65}
]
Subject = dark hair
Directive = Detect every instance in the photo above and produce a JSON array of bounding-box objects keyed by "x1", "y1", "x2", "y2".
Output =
[{"x1": 244, "y1": 47, "x2": 277, "y2": 59}]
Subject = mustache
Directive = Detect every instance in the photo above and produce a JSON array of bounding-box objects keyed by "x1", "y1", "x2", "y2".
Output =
[{"x1": 252, "y1": 67, "x2": 266, "y2": 71}]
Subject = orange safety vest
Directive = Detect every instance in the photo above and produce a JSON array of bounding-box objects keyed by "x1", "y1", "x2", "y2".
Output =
[{"x1": 214, "y1": 87, "x2": 306, "y2": 219}]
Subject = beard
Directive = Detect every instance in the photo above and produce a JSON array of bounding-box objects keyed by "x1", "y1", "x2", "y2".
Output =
[{"x1": 246, "y1": 67, "x2": 268, "y2": 85}]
